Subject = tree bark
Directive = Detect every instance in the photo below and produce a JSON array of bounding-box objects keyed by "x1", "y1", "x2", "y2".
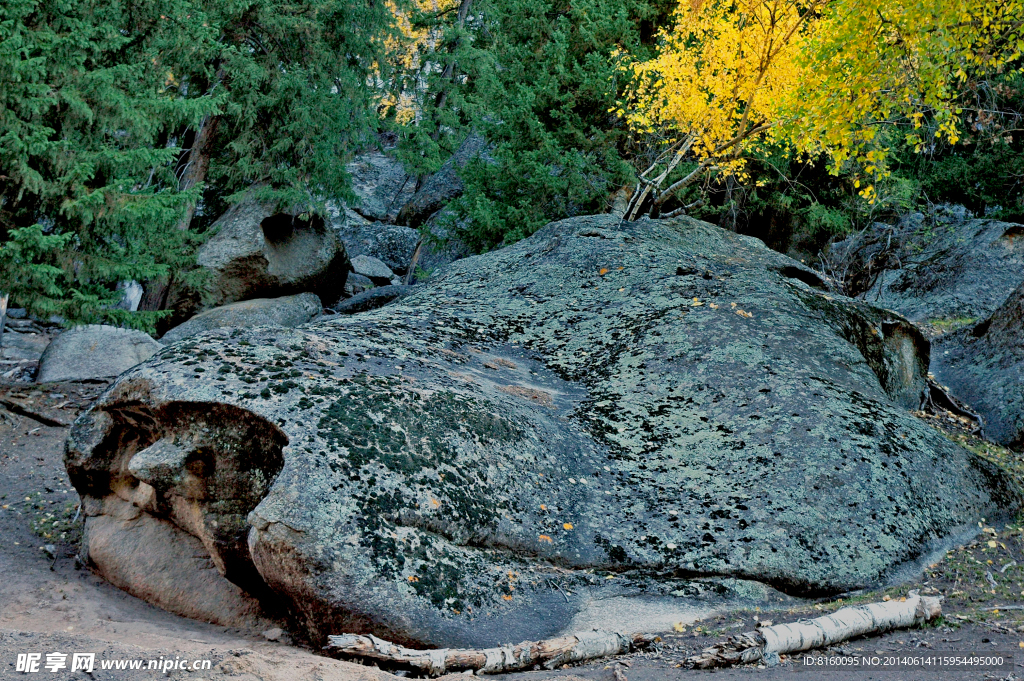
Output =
[
  {"x1": 327, "y1": 630, "x2": 658, "y2": 677},
  {"x1": 138, "y1": 114, "x2": 220, "y2": 314},
  {"x1": 687, "y1": 593, "x2": 941, "y2": 669}
]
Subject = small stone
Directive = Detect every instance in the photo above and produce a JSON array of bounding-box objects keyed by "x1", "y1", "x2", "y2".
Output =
[{"x1": 262, "y1": 627, "x2": 284, "y2": 642}]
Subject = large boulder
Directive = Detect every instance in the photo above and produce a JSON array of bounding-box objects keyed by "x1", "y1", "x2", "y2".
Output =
[
  {"x1": 829, "y1": 214, "x2": 1024, "y2": 327},
  {"x1": 933, "y1": 282, "x2": 1024, "y2": 450},
  {"x1": 66, "y1": 215, "x2": 1017, "y2": 648},
  {"x1": 161, "y1": 294, "x2": 322, "y2": 345},
  {"x1": 37, "y1": 325, "x2": 161, "y2": 383},
  {"x1": 330, "y1": 204, "x2": 420, "y2": 275},
  {"x1": 346, "y1": 151, "x2": 416, "y2": 222},
  {"x1": 197, "y1": 200, "x2": 350, "y2": 308}
]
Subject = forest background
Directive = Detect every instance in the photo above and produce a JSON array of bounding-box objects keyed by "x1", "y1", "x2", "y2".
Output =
[{"x1": 1, "y1": 0, "x2": 1022, "y2": 329}]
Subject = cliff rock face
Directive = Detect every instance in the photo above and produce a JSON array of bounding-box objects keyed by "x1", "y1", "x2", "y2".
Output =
[{"x1": 66, "y1": 215, "x2": 1016, "y2": 647}]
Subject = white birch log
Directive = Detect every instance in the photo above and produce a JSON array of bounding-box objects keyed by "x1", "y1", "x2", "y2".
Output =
[
  {"x1": 688, "y1": 592, "x2": 941, "y2": 668},
  {"x1": 326, "y1": 630, "x2": 658, "y2": 676}
]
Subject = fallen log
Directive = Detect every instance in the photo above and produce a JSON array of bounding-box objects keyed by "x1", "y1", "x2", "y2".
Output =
[
  {"x1": 326, "y1": 630, "x2": 659, "y2": 676},
  {"x1": 688, "y1": 592, "x2": 941, "y2": 668}
]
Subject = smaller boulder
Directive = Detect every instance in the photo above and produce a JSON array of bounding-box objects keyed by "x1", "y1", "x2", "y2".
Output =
[
  {"x1": 197, "y1": 199, "x2": 349, "y2": 307},
  {"x1": 37, "y1": 325, "x2": 161, "y2": 383},
  {"x1": 333, "y1": 284, "x2": 416, "y2": 314},
  {"x1": 350, "y1": 254, "x2": 395, "y2": 286},
  {"x1": 161, "y1": 293, "x2": 322, "y2": 344},
  {"x1": 341, "y1": 273, "x2": 374, "y2": 299}
]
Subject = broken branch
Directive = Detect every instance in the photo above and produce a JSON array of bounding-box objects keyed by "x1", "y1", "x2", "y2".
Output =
[
  {"x1": 327, "y1": 630, "x2": 658, "y2": 677},
  {"x1": 688, "y1": 593, "x2": 941, "y2": 669}
]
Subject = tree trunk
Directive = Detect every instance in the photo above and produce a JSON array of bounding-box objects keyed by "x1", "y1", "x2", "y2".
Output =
[
  {"x1": 327, "y1": 630, "x2": 658, "y2": 677},
  {"x1": 0, "y1": 291, "x2": 8, "y2": 358},
  {"x1": 688, "y1": 593, "x2": 941, "y2": 669},
  {"x1": 138, "y1": 114, "x2": 220, "y2": 314}
]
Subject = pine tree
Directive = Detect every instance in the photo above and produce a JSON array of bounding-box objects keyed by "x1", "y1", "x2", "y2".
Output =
[
  {"x1": 0, "y1": 0, "x2": 397, "y2": 329},
  {"x1": 388, "y1": 0, "x2": 672, "y2": 251}
]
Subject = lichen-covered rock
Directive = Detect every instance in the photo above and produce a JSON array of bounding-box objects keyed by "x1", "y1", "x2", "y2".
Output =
[
  {"x1": 830, "y1": 215, "x2": 1024, "y2": 327},
  {"x1": 38, "y1": 325, "x2": 161, "y2": 383},
  {"x1": 66, "y1": 215, "x2": 1017, "y2": 648},
  {"x1": 197, "y1": 200, "x2": 350, "y2": 307},
  {"x1": 933, "y1": 282, "x2": 1024, "y2": 450},
  {"x1": 160, "y1": 294, "x2": 322, "y2": 344}
]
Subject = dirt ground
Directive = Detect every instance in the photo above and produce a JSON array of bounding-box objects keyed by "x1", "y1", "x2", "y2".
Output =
[{"x1": 2, "y1": 380, "x2": 1023, "y2": 681}]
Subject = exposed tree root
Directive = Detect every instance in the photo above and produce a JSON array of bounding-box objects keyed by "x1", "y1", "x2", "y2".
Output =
[{"x1": 0, "y1": 398, "x2": 69, "y2": 428}]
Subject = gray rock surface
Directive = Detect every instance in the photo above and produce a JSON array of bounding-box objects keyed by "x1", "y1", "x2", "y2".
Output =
[
  {"x1": 333, "y1": 285, "x2": 416, "y2": 315},
  {"x1": 933, "y1": 282, "x2": 1024, "y2": 450},
  {"x1": 197, "y1": 200, "x2": 349, "y2": 307},
  {"x1": 330, "y1": 204, "x2": 420, "y2": 275},
  {"x1": 1, "y1": 327, "x2": 51, "y2": 363},
  {"x1": 38, "y1": 325, "x2": 161, "y2": 382},
  {"x1": 161, "y1": 294, "x2": 322, "y2": 345},
  {"x1": 346, "y1": 151, "x2": 415, "y2": 222},
  {"x1": 397, "y1": 133, "x2": 488, "y2": 228},
  {"x1": 350, "y1": 255, "x2": 396, "y2": 286},
  {"x1": 830, "y1": 215, "x2": 1024, "y2": 325},
  {"x1": 66, "y1": 215, "x2": 1016, "y2": 649}
]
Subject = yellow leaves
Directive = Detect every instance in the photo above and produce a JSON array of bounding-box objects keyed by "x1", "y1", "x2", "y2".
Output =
[
  {"x1": 429, "y1": 498, "x2": 441, "y2": 507},
  {"x1": 502, "y1": 595, "x2": 513, "y2": 601},
  {"x1": 540, "y1": 504, "x2": 547, "y2": 511},
  {"x1": 620, "y1": 0, "x2": 1023, "y2": 193},
  {"x1": 408, "y1": 575, "x2": 419, "y2": 582},
  {"x1": 882, "y1": 594, "x2": 891, "y2": 601},
  {"x1": 563, "y1": 522, "x2": 574, "y2": 531},
  {"x1": 538, "y1": 534, "x2": 553, "y2": 543},
  {"x1": 599, "y1": 268, "x2": 609, "y2": 276},
  {"x1": 735, "y1": 309, "x2": 754, "y2": 318},
  {"x1": 709, "y1": 302, "x2": 719, "y2": 309},
  {"x1": 673, "y1": 622, "x2": 686, "y2": 633},
  {"x1": 988, "y1": 540, "x2": 998, "y2": 548},
  {"x1": 691, "y1": 297, "x2": 704, "y2": 307}
]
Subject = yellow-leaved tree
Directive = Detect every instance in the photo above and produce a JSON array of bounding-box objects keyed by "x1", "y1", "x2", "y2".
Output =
[{"x1": 617, "y1": 0, "x2": 1024, "y2": 219}]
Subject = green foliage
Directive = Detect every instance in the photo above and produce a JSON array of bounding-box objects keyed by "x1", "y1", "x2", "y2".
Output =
[
  {"x1": 0, "y1": 0, "x2": 396, "y2": 329},
  {"x1": 394, "y1": 0, "x2": 673, "y2": 252}
]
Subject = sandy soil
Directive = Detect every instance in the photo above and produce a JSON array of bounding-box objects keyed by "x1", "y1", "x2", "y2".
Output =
[{"x1": 2, "y1": 380, "x2": 1023, "y2": 681}]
